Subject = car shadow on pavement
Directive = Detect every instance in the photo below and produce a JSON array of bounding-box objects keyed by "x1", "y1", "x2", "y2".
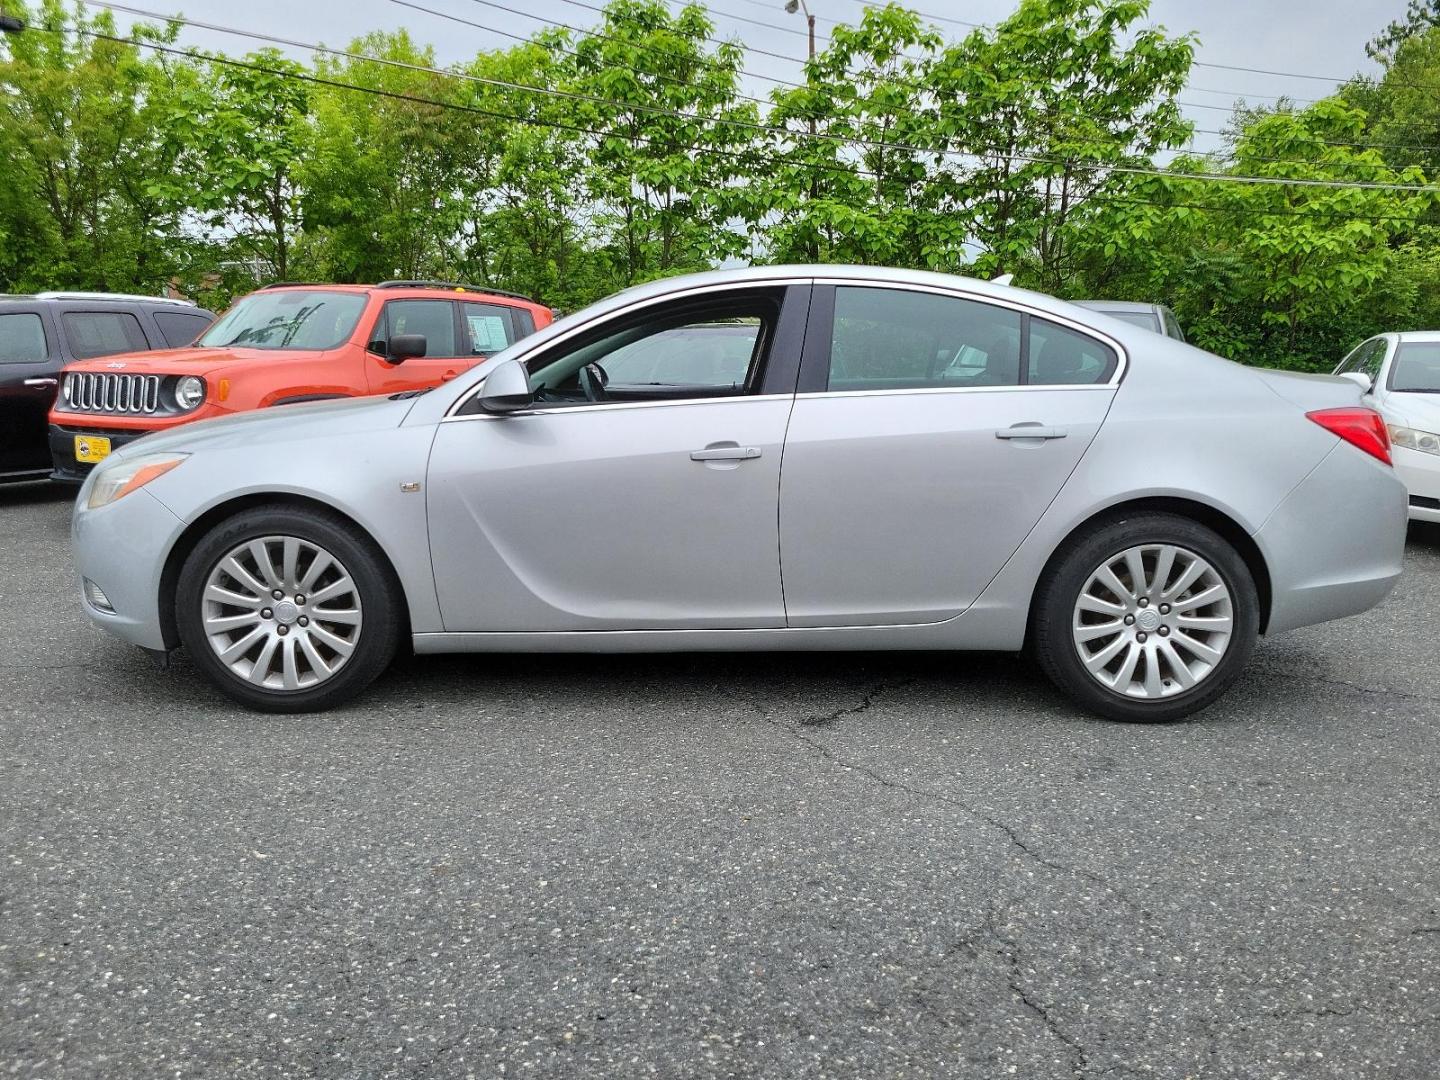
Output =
[{"x1": 0, "y1": 480, "x2": 75, "y2": 508}]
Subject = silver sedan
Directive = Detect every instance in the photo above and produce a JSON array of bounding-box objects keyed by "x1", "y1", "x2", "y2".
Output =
[{"x1": 70, "y1": 266, "x2": 1407, "y2": 721}]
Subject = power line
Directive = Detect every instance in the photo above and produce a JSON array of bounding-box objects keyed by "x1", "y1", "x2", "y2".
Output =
[
  {"x1": 25, "y1": 21, "x2": 1434, "y2": 231},
  {"x1": 77, "y1": 1, "x2": 1440, "y2": 195}
]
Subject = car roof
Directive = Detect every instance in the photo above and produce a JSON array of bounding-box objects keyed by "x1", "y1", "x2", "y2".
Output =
[
  {"x1": 257, "y1": 282, "x2": 545, "y2": 308},
  {"x1": 602, "y1": 264, "x2": 1108, "y2": 323},
  {"x1": 1071, "y1": 300, "x2": 1162, "y2": 313},
  {"x1": 1386, "y1": 331, "x2": 1440, "y2": 343}
]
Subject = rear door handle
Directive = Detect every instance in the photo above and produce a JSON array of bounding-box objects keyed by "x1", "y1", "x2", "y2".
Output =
[
  {"x1": 690, "y1": 446, "x2": 762, "y2": 461},
  {"x1": 995, "y1": 425, "x2": 1067, "y2": 440},
  {"x1": 23, "y1": 377, "x2": 58, "y2": 388}
]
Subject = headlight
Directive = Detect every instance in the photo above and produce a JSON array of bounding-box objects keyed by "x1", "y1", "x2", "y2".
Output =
[
  {"x1": 86, "y1": 452, "x2": 188, "y2": 510},
  {"x1": 175, "y1": 375, "x2": 206, "y2": 411},
  {"x1": 1387, "y1": 424, "x2": 1440, "y2": 456}
]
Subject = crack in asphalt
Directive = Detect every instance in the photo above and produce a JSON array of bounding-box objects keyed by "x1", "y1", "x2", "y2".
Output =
[
  {"x1": 1247, "y1": 660, "x2": 1438, "y2": 707},
  {"x1": 983, "y1": 907, "x2": 1091, "y2": 1078},
  {"x1": 798, "y1": 679, "x2": 917, "y2": 728},
  {"x1": 715, "y1": 682, "x2": 1150, "y2": 920}
]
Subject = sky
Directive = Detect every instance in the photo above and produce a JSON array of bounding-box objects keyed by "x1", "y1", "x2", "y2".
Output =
[{"x1": 104, "y1": 0, "x2": 1408, "y2": 157}]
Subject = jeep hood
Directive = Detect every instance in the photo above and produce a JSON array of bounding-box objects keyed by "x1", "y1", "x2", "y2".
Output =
[{"x1": 65, "y1": 346, "x2": 326, "y2": 375}]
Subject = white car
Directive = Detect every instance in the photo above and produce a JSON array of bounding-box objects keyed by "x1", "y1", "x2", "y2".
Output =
[{"x1": 1334, "y1": 332, "x2": 1440, "y2": 522}]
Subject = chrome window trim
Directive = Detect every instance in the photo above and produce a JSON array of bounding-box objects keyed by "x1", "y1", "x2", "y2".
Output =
[
  {"x1": 440, "y1": 392, "x2": 794, "y2": 423},
  {"x1": 443, "y1": 275, "x2": 1128, "y2": 419},
  {"x1": 444, "y1": 277, "x2": 814, "y2": 419},
  {"x1": 812, "y1": 277, "x2": 1129, "y2": 391}
]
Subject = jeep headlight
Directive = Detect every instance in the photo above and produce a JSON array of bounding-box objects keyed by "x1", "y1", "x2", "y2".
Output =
[
  {"x1": 87, "y1": 453, "x2": 189, "y2": 510},
  {"x1": 1387, "y1": 424, "x2": 1440, "y2": 456},
  {"x1": 175, "y1": 375, "x2": 206, "y2": 411}
]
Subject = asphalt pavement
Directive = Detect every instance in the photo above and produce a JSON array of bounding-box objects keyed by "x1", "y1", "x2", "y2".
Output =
[{"x1": 2, "y1": 480, "x2": 1437, "y2": 1079}]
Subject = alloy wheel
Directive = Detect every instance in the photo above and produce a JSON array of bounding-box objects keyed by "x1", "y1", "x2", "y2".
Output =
[
  {"x1": 200, "y1": 535, "x2": 363, "y2": 691},
  {"x1": 1071, "y1": 543, "x2": 1235, "y2": 700}
]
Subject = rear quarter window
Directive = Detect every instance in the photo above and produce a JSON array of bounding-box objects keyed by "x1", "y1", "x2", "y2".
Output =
[
  {"x1": 62, "y1": 311, "x2": 151, "y2": 359},
  {"x1": 154, "y1": 310, "x2": 215, "y2": 349}
]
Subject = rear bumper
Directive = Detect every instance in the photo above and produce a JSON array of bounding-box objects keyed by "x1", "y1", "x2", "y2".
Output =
[
  {"x1": 49, "y1": 423, "x2": 155, "y2": 484},
  {"x1": 1257, "y1": 444, "x2": 1408, "y2": 635}
]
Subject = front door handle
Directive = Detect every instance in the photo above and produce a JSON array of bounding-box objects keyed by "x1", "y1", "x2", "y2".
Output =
[
  {"x1": 995, "y1": 424, "x2": 1067, "y2": 441},
  {"x1": 690, "y1": 446, "x2": 762, "y2": 462},
  {"x1": 23, "y1": 377, "x2": 58, "y2": 388}
]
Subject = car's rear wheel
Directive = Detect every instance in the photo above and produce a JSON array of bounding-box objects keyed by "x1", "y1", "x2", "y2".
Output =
[
  {"x1": 1031, "y1": 512, "x2": 1259, "y2": 723},
  {"x1": 175, "y1": 506, "x2": 403, "y2": 713}
]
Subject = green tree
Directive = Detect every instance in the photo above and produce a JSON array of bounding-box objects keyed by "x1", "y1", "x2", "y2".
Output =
[
  {"x1": 936, "y1": 0, "x2": 1194, "y2": 291},
  {"x1": 156, "y1": 48, "x2": 311, "y2": 281},
  {"x1": 1078, "y1": 100, "x2": 1435, "y2": 369},
  {"x1": 563, "y1": 0, "x2": 756, "y2": 288},
  {"x1": 0, "y1": 0, "x2": 200, "y2": 292}
]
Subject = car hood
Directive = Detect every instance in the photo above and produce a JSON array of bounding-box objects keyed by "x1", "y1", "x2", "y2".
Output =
[
  {"x1": 1380, "y1": 391, "x2": 1440, "y2": 430},
  {"x1": 109, "y1": 393, "x2": 419, "y2": 460},
  {"x1": 65, "y1": 346, "x2": 325, "y2": 375}
]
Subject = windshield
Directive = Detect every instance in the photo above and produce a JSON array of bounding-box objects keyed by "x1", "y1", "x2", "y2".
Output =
[
  {"x1": 1391, "y1": 342, "x2": 1440, "y2": 393},
  {"x1": 1097, "y1": 310, "x2": 1161, "y2": 332},
  {"x1": 199, "y1": 290, "x2": 367, "y2": 351}
]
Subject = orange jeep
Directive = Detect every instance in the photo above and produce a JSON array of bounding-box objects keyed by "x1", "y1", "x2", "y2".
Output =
[{"x1": 49, "y1": 280, "x2": 552, "y2": 481}]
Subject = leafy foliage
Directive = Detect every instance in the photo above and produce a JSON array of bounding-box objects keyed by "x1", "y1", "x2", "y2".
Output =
[{"x1": 1, "y1": 0, "x2": 1438, "y2": 372}]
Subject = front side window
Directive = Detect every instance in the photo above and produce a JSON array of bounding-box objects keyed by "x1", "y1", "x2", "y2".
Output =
[
  {"x1": 199, "y1": 290, "x2": 367, "y2": 351},
  {"x1": 0, "y1": 313, "x2": 48, "y2": 363},
  {"x1": 523, "y1": 294, "x2": 777, "y2": 407},
  {"x1": 827, "y1": 287, "x2": 1023, "y2": 391},
  {"x1": 62, "y1": 311, "x2": 149, "y2": 359},
  {"x1": 1390, "y1": 342, "x2": 1440, "y2": 393},
  {"x1": 383, "y1": 300, "x2": 459, "y2": 358}
]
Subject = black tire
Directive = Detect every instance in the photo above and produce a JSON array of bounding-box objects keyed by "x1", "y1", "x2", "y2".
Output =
[
  {"x1": 175, "y1": 505, "x2": 404, "y2": 713},
  {"x1": 1031, "y1": 512, "x2": 1259, "y2": 723}
]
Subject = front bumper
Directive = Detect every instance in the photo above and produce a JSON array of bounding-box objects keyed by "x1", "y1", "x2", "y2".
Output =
[
  {"x1": 1392, "y1": 445, "x2": 1440, "y2": 523},
  {"x1": 49, "y1": 423, "x2": 156, "y2": 484},
  {"x1": 72, "y1": 484, "x2": 186, "y2": 651}
]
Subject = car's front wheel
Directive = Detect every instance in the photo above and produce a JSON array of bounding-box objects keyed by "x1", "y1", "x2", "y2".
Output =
[
  {"x1": 1031, "y1": 512, "x2": 1259, "y2": 723},
  {"x1": 175, "y1": 505, "x2": 403, "y2": 713}
]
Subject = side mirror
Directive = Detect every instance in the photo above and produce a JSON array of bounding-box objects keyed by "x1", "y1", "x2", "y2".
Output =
[
  {"x1": 478, "y1": 358, "x2": 533, "y2": 414},
  {"x1": 1338, "y1": 370, "x2": 1373, "y2": 393},
  {"x1": 387, "y1": 333, "x2": 427, "y2": 364}
]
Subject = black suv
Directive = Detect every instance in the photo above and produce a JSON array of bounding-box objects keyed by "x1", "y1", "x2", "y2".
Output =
[{"x1": 0, "y1": 293, "x2": 216, "y2": 484}]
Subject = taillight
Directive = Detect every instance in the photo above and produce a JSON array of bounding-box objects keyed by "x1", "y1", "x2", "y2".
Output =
[{"x1": 1307, "y1": 407, "x2": 1392, "y2": 466}]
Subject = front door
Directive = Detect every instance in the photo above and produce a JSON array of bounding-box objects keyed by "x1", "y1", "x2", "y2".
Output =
[
  {"x1": 779, "y1": 284, "x2": 1119, "y2": 627},
  {"x1": 366, "y1": 299, "x2": 469, "y2": 394},
  {"x1": 425, "y1": 286, "x2": 808, "y2": 632},
  {"x1": 0, "y1": 309, "x2": 58, "y2": 475}
]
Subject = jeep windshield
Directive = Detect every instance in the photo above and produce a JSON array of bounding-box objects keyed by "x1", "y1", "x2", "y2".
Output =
[{"x1": 199, "y1": 290, "x2": 367, "y2": 351}]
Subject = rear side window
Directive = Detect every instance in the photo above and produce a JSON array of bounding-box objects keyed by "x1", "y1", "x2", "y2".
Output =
[
  {"x1": 384, "y1": 300, "x2": 458, "y2": 358},
  {"x1": 827, "y1": 287, "x2": 1023, "y2": 391},
  {"x1": 0, "y1": 313, "x2": 48, "y2": 363},
  {"x1": 62, "y1": 311, "x2": 150, "y2": 359},
  {"x1": 1028, "y1": 319, "x2": 1118, "y2": 385},
  {"x1": 461, "y1": 302, "x2": 517, "y2": 356},
  {"x1": 154, "y1": 310, "x2": 214, "y2": 348}
]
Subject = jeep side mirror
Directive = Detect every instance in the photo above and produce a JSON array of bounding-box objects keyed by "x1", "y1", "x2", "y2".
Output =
[
  {"x1": 478, "y1": 358, "x2": 533, "y2": 414},
  {"x1": 387, "y1": 333, "x2": 427, "y2": 364},
  {"x1": 1338, "y1": 370, "x2": 1373, "y2": 393}
]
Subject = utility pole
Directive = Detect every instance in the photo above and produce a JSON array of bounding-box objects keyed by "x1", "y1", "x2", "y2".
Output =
[{"x1": 784, "y1": 0, "x2": 819, "y2": 259}]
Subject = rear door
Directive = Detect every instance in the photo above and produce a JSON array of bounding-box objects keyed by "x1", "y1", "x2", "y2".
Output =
[
  {"x1": 0, "y1": 308, "x2": 59, "y2": 474},
  {"x1": 778, "y1": 284, "x2": 1121, "y2": 627}
]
